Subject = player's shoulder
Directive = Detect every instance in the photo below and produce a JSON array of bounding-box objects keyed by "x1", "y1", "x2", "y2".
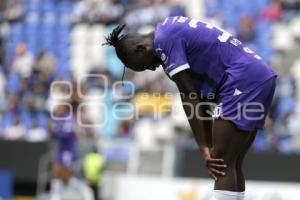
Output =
[{"x1": 154, "y1": 17, "x2": 186, "y2": 45}]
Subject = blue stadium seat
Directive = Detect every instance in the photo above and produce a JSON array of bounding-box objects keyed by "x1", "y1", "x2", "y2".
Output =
[
  {"x1": 0, "y1": 170, "x2": 13, "y2": 200},
  {"x1": 5, "y1": 43, "x2": 17, "y2": 56},
  {"x1": 25, "y1": 35, "x2": 37, "y2": 44},
  {"x1": 253, "y1": 132, "x2": 269, "y2": 151},
  {"x1": 10, "y1": 22, "x2": 24, "y2": 35},
  {"x1": 41, "y1": 34, "x2": 55, "y2": 44},
  {"x1": 26, "y1": 44, "x2": 38, "y2": 55},
  {"x1": 43, "y1": 14, "x2": 57, "y2": 28},
  {"x1": 41, "y1": 1, "x2": 55, "y2": 12},
  {"x1": 53, "y1": 69, "x2": 72, "y2": 81},
  {"x1": 55, "y1": 43, "x2": 70, "y2": 52},
  {"x1": 212, "y1": 0, "x2": 268, "y2": 29},
  {"x1": 7, "y1": 37, "x2": 23, "y2": 49},
  {"x1": 37, "y1": 113, "x2": 49, "y2": 129},
  {"x1": 256, "y1": 21, "x2": 273, "y2": 60},
  {"x1": 254, "y1": 0, "x2": 270, "y2": 12},
  {"x1": 57, "y1": 26, "x2": 72, "y2": 36},
  {"x1": 57, "y1": 60, "x2": 70, "y2": 72},
  {"x1": 25, "y1": 11, "x2": 41, "y2": 26},
  {"x1": 56, "y1": 35, "x2": 71, "y2": 45},
  {"x1": 41, "y1": 27, "x2": 55, "y2": 34},
  {"x1": 58, "y1": 1, "x2": 73, "y2": 12},
  {"x1": 58, "y1": 15, "x2": 72, "y2": 30},
  {"x1": 24, "y1": 0, "x2": 41, "y2": 10},
  {"x1": 40, "y1": 35, "x2": 55, "y2": 47},
  {"x1": 21, "y1": 111, "x2": 33, "y2": 130},
  {"x1": 40, "y1": 29, "x2": 55, "y2": 38},
  {"x1": 205, "y1": 0, "x2": 222, "y2": 17},
  {"x1": 6, "y1": 74, "x2": 21, "y2": 94},
  {"x1": 2, "y1": 113, "x2": 14, "y2": 129}
]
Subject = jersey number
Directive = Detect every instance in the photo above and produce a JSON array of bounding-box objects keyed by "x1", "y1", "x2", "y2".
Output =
[
  {"x1": 175, "y1": 17, "x2": 262, "y2": 60},
  {"x1": 177, "y1": 17, "x2": 231, "y2": 43}
]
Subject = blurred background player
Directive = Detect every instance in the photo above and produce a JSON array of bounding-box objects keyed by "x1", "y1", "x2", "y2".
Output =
[
  {"x1": 49, "y1": 105, "x2": 93, "y2": 200},
  {"x1": 83, "y1": 146, "x2": 106, "y2": 200}
]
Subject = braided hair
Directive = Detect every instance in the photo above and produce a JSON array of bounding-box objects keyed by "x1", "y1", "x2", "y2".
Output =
[
  {"x1": 103, "y1": 24, "x2": 126, "y2": 47},
  {"x1": 103, "y1": 24, "x2": 127, "y2": 84}
]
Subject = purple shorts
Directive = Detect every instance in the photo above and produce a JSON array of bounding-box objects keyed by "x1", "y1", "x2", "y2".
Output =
[
  {"x1": 55, "y1": 150, "x2": 77, "y2": 168},
  {"x1": 214, "y1": 76, "x2": 276, "y2": 132}
]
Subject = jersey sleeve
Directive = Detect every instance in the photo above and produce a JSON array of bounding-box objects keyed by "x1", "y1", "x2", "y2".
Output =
[{"x1": 154, "y1": 34, "x2": 190, "y2": 77}]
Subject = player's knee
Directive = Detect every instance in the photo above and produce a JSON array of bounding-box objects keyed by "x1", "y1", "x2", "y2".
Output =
[
  {"x1": 211, "y1": 148, "x2": 237, "y2": 167},
  {"x1": 211, "y1": 148, "x2": 231, "y2": 164},
  {"x1": 211, "y1": 147, "x2": 225, "y2": 159}
]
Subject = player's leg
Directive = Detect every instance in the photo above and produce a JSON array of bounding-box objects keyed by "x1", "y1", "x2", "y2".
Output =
[
  {"x1": 60, "y1": 166, "x2": 73, "y2": 184},
  {"x1": 234, "y1": 77, "x2": 276, "y2": 192},
  {"x1": 236, "y1": 130, "x2": 257, "y2": 191},
  {"x1": 211, "y1": 119, "x2": 252, "y2": 192},
  {"x1": 202, "y1": 104, "x2": 213, "y2": 147},
  {"x1": 49, "y1": 163, "x2": 64, "y2": 200}
]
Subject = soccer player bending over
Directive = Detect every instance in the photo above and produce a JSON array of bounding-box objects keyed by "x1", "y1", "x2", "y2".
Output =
[{"x1": 104, "y1": 16, "x2": 276, "y2": 200}]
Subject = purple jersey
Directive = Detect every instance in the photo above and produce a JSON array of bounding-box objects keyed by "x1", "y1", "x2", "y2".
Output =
[
  {"x1": 153, "y1": 16, "x2": 276, "y2": 101},
  {"x1": 53, "y1": 118, "x2": 77, "y2": 151},
  {"x1": 53, "y1": 118, "x2": 78, "y2": 167}
]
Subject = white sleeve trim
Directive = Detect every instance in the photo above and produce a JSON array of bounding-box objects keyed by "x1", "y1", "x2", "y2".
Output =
[{"x1": 168, "y1": 64, "x2": 190, "y2": 77}]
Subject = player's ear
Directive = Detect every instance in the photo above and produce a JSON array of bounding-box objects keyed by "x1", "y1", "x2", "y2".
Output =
[{"x1": 135, "y1": 43, "x2": 147, "y2": 52}]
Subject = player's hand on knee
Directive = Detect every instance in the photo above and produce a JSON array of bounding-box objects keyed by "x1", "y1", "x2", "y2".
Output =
[
  {"x1": 207, "y1": 164, "x2": 226, "y2": 181},
  {"x1": 201, "y1": 147, "x2": 227, "y2": 181}
]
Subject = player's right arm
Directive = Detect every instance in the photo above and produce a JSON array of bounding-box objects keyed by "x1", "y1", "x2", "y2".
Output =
[
  {"x1": 173, "y1": 70, "x2": 226, "y2": 180},
  {"x1": 154, "y1": 29, "x2": 226, "y2": 180}
]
